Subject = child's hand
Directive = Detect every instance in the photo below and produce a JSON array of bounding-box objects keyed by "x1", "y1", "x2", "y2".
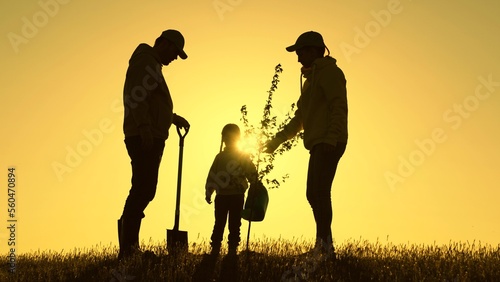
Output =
[{"x1": 205, "y1": 196, "x2": 212, "y2": 204}]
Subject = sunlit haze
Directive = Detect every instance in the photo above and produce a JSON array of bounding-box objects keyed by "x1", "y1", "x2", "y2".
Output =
[{"x1": 1, "y1": 0, "x2": 499, "y2": 254}]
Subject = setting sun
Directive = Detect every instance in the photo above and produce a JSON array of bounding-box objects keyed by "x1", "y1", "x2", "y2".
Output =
[{"x1": 238, "y1": 133, "x2": 261, "y2": 156}]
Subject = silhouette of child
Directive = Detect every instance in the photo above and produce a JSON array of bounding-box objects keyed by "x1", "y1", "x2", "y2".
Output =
[{"x1": 205, "y1": 124, "x2": 257, "y2": 256}]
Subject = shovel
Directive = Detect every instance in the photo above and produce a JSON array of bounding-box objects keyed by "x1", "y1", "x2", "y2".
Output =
[{"x1": 167, "y1": 126, "x2": 189, "y2": 254}]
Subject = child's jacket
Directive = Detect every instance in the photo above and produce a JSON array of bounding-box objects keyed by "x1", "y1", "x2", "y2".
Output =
[{"x1": 205, "y1": 146, "x2": 257, "y2": 198}]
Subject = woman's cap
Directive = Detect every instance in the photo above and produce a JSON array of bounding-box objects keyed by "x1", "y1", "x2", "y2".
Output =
[{"x1": 286, "y1": 31, "x2": 325, "y2": 52}]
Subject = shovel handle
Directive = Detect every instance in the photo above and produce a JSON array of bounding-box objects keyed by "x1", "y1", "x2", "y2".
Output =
[
  {"x1": 173, "y1": 125, "x2": 188, "y2": 231},
  {"x1": 176, "y1": 126, "x2": 189, "y2": 139}
]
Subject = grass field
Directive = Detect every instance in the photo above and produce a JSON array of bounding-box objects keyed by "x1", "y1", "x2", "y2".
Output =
[{"x1": 2, "y1": 238, "x2": 500, "y2": 281}]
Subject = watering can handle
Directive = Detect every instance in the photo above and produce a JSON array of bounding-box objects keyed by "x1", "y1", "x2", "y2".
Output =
[{"x1": 176, "y1": 126, "x2": 189, "y2": 139}]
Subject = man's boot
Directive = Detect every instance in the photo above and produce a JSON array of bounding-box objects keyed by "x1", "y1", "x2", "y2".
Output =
[
  {"x1": 117, "y1": 218, "x2": 123, "y2": 249},
  {"x1": 118, "y1": 217, "x2": 141, "y2": 260}
]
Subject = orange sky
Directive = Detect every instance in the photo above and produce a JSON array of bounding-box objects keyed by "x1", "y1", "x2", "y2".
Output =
[{"x1": 1, "y1": 0, "x2": 499, "y2": 254}]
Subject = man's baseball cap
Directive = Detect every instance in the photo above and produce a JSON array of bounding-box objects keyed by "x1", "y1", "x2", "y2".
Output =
[
  {"x1": 286, "y1": 31, "x2": 325, "y2": 52},
  {"x1": 160, "y1": 29, "x2": 187, "y2": 59}
]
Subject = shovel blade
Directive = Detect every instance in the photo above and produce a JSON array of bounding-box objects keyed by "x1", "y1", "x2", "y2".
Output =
[{"x1": 167, "y1": 229, "x2": 188, "y2": 254}]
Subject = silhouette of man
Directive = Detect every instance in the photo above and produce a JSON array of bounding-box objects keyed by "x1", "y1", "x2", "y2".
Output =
[
  {"x1": 265, "y1": 31, "x2": 348, "y2": 256},
  {"x1": 118, "y1": 29, "x2": 190, "y2": 259}
]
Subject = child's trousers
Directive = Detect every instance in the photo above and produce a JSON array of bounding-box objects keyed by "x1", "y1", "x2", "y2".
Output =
[{"x1": 210, "y1": 194, "x2": 245, "y2": 251}]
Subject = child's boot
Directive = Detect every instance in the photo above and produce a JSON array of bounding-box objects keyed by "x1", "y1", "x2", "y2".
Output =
[
  {"x1": 210, "y1": 242, "x2": 221, "y2": 257},
  {"x1": 227, "y1": 244, "x2": 238, "y2": 257}
]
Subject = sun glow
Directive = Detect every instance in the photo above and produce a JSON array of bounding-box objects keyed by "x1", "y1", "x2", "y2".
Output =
[{"x1": 238, "y1": 134, "x2": 262, "y2": 155}]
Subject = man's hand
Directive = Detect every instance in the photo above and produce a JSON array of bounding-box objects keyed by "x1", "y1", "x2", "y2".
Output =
[
  {"x1": 205, "y1": 195, "x2": 212, "y2": 204},
  {"x1": 173, "y1": 114, "x2": 190, "y2": 131},
  {"x1": 139, "y1": 126, "x2": 154, "y2": 150}
]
